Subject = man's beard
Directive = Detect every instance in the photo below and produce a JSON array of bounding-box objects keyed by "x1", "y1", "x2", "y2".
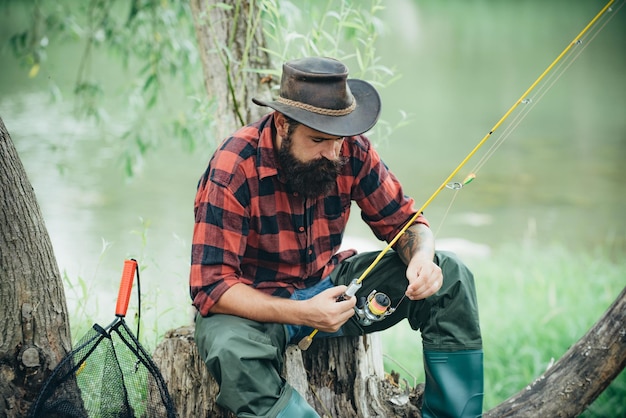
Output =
[{"x1": 277, "y1": 134, "x2": 347, "y2": 199}]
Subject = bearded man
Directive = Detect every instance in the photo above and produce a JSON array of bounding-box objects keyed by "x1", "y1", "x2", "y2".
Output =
[{"x1": 190, "y1": 57, "x2": 484, "y2": 417}]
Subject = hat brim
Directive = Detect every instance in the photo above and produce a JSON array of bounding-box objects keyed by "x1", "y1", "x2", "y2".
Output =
[{"x1": 252, "y1": 79, "x2": 381, "y2": 137}]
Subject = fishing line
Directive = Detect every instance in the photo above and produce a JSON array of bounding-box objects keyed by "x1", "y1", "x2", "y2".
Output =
[
  {"x1": 470, "y1": 1, "x2": 621, "y2": 178},
  {"x1": 434, "y1": 1, "x2": 622, "y2": 237},
  {"x1": 298, "y1": 0, "x2": 619, "y2": 350},
  {"x1": 435, "y1": 58, "x2": 570, "y2": 237}
]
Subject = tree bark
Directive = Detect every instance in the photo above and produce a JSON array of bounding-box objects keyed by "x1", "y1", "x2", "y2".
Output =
[
  {"x1": 190, "y1": 0, "x2": 273, "y2": 143},
  {"x1": 0, "y1": 116, "x2": 74, "y2": 417},
  {"x1": 485, "y1": 285, "x2": 626, "y2": 418},
  {"x1": 151, "y1": 326, "x2": 231, "y2": 418},
  {"x1": 298, "y1": 334, "x2": 418, "y2": 417}
]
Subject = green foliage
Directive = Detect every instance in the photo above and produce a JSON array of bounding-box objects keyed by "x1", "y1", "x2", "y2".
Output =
[
  {"x1": 1, "y1": 0, "x2": 405, "y2": 175},
  {"x1": 62, "y1": 0, "x2": 198, "y2": 113},
  {"x1": 382, "y1": 242, "x2": 626, "y2": 416},
  {"x1": 261, "y1": 0, "x2": 388, "y2": 79},
  {"x1": 62, "y1": 237, "x2": 113, "y2": 340},
  {"x1": 2, "y1": 0, "x2": 207, "y2": 176},
  {"x1": 260, "y1": 0, "x2": 410, "y2": 143},
  {"x1": 62, "y1": 235, "x2": 184, "y2": 363}
]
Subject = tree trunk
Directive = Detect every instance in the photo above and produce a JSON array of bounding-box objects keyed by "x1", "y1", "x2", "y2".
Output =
[
  {"x1": 152, "y1": 326, "x2": 418, "y2": 418},
  {"x1": 190, "y1": 0, "x2": 273, "y2": 143},
  {"x1": 485, "y1": 285, "x2": 626, "y2": 418},
  {"x1": 0, "y1": 116, "x2": 74, "y2": 417},
  {"x1": 297, "y1": 335, "x2": 422, "y2": 417}
]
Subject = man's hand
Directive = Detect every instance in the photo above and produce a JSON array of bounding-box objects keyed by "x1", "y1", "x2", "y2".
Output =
[
  {"x1": 396, "y1": 223, "x2": 442, "y2": 300},
  {"x1": 302, "y1": 285, "x2": 356, "y2": 332},
  {"x1": 211, "y1": 282, "x2": 355, "y2": 332},
  {"x1": 405, "y1": 256, "x2": 443, "y2": 300}
]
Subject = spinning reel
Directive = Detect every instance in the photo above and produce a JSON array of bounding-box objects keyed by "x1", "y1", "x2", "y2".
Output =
[
  {"x1": 298, "y1": 277, "x2": 398, "y2": 350},
  {"x1": 342, "y1": 279, "x2": 396, "y2": 326}
]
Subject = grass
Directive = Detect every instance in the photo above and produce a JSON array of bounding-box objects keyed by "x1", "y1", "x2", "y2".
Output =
[
  {"x1": 381, "y1": 242, "x2": 626, "y2": 417},
  {"x1": 65, "y1": 241, "x2": 625, "y2": 416}
]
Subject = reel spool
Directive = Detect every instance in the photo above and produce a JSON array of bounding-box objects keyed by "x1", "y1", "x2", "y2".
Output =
[{"x1": 354, "y1": 289, "x2": 395, "y2": 326}]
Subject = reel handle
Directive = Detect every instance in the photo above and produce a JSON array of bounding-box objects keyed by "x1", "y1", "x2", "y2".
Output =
[{"x1": 336, "y1": 278, "x2": 362, "y2": 301}]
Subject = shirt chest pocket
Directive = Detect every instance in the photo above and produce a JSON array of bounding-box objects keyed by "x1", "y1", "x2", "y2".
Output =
[
  {"x1": 323, "y1": 195, "x2": 351, "y2": 220},
  {"x1": 321, "y1": 195, "x2": 351, "y2": 242}
]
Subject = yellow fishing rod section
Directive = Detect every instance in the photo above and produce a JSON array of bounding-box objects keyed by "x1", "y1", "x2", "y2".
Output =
[{"x1": 298, "y1": 0, "x2": 618, "y2": 351}]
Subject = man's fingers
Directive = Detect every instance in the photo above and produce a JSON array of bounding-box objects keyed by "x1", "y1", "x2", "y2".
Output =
[
  {"x1": 324, "y1": 285, "x2": 347, "y2": 298},
  {"x1": 406, "y1": 275, "x2": 442, "y2": 300}
]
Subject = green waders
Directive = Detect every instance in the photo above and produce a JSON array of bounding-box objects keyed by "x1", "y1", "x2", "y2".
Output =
[
  {"x1": 331, "y1": 250, "x2": 484, "y2": 417},
  {"x1": 194, "y1": 314, "x2": 319, "y2": 417},
  {"x1": 195, "y1": 250, "x2": 483, "y2": 417}
]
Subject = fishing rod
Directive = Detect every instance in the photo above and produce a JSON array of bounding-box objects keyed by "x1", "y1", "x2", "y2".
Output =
[{"x1": 298, "y1": 0, "x2": 619, "y2": 351}]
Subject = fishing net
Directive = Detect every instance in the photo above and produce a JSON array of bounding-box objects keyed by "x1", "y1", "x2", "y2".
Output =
[{"x1": 29, "y1": 260, "x2": 177, "y2": 418}]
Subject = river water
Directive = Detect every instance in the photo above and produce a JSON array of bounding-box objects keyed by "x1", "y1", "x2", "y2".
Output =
[{"x1": 1, "y1": 0, "x2": 625, "y2": 335}]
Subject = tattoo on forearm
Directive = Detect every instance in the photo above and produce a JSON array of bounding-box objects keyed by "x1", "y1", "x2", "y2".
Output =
[
  {"x1": 397, "y1": 228, "x2": 420, "y2": 265},
  {"x1": 396, "y1": 225, "x2": 434, "y2": 265}
]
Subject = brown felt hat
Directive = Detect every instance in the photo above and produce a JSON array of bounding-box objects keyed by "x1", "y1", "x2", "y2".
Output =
[{"x1": 252, "y1": 57, "x2": 381, "y2": 137}]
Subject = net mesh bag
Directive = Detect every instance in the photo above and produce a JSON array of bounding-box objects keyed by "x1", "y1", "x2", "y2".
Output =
[
  {"x1": 29, "y1": 260, "x2": 177, "y2": 418},
  {"x1": 29, "y1": 319, "x2": 176, "y2": 418}
]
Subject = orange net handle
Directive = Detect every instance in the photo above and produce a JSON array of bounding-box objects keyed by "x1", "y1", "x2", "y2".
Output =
[{"x1": 115, "y1": 259, "x2": 138, "y2": 317}]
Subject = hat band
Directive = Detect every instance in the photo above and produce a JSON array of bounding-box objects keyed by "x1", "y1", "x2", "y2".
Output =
[{"x1": 277, "y1": 96, "x2": 356, "y2": 116}]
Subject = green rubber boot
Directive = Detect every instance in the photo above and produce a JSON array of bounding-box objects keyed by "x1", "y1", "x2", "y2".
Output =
[
  {"x1": 276, "y1": 389, "x2": 320, "y2": 418},
  {"x1": 422, "y1": 350, "x2": 484, "y2": 418}
]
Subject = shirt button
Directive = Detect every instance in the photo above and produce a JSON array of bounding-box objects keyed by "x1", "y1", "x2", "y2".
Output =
[{"x1": 298, "y1": 226, "x2": 305, "y2": 232}]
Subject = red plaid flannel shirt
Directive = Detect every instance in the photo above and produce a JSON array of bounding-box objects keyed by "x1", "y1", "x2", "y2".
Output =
[{"x1": 190, "y1": 113, "x2": 428, "y2": 316}]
